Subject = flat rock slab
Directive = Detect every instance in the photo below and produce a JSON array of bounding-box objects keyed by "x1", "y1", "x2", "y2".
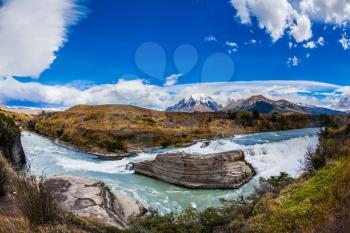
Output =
[
  {"x1": 45, "y1": 175, "x2": 145, "y2": 229},
  {"x1": 134, "y1": 150, "x2": 255, "y2": 189}
]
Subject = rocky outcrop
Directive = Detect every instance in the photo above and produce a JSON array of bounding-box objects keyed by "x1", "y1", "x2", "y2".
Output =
[
  {"x1": 44, "y1": 175, "x2": 145, "y2": 229},
  {"x1": 0, "y1": 114, "x2": 26, "y2": 170},
  {"x1": 134, "y1": 151, "x2": 255, "y2": 189}
]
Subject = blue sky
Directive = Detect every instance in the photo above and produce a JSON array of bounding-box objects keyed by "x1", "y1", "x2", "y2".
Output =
[
  {"x1": 35, "y1": 0, "x2": 350, "y2": 86},
  {"x1": 0, "y1": 0, "x2": 350, "y2": 110}
]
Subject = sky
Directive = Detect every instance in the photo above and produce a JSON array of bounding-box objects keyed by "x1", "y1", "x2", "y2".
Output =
[{"x1": 0, "y1": 0, "x2": 350, "y2": 110}]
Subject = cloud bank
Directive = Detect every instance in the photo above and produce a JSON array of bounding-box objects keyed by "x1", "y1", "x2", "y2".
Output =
[
  {"x1": 1, "y1": 77, "x2": 349, "y2": 111},
  {"x1": 0, "y1": 0, "x2": 85, "y2": 78}
]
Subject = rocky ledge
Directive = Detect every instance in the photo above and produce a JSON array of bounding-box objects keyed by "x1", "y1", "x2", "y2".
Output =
[
  {"x1": 45, "y1": 175, "x2": 145, "y2": 229},
  {"x1": 0, "y1": 114, "x2": 26, "y2": 170},
  {"x1": 133, "y1": 151, "x2": 255, "y2": 189}
]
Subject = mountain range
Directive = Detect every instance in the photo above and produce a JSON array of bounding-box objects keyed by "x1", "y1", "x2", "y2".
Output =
[{"x1": 166, "y1": 95, "x2": 346, "y2": 115}]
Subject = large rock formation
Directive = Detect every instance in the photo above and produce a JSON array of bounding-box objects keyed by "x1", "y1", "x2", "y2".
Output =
[
  {"x1": 0, "y1": 114, "x2": 26, "y2": 170},
  {"x1": 134, "y1": 151, "x2": 255, "y2": 189},
  {"x1": 44, "y1": 175, "x2": 145, "y2": 229}
]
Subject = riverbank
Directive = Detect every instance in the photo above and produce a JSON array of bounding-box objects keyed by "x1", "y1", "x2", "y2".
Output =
[{"x1": 26, "y1": 104, "x2": 341, "y2": 160}]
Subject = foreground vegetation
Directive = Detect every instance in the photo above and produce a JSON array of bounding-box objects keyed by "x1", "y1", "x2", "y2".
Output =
[
  {"x1": 0, "y1": 114, "x2": 124, "y2": 233},
  {"x1": 27, "y1": 104, "x2": 349, "y2": 157}
]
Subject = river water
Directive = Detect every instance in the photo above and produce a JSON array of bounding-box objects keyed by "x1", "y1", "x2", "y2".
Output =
[{"x1": 22, "y1": 128, "x2": 319, "y2": 213}]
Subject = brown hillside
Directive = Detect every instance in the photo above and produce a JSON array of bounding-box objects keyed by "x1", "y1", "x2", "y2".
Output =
[{"x1": 29, "y1": 104, "x2": 347, "y2": 159}]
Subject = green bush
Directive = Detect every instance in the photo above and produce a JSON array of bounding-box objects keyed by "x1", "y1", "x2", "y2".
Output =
[
  {"x1": 228, "y1": 111, "x2": 237, "y2": 120},
  {"x1": 103, "y1": 139, "x2": 127, "y2": 152},
  {"x1": 252, "y1": 110, "x2": 260, "y2": 120},
  {"x1": 254, "y1": 172, "x2": 294, "y2": 198},
  {"x1": 15, "y1": 176, "x2": 60, "y2": 225},
  {"x1": 345, "y1": 123, "x2": 350, "y2": 134}
]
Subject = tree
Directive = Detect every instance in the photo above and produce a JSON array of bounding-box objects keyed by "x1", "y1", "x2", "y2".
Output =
[{"x1": 252, "y1": 110, "x2": 260, "y2": 119}]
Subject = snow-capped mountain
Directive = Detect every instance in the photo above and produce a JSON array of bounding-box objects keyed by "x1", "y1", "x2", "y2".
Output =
[
  {"x1": 224, "y1": 95, "x2": 346, "y2": 115},
  {"x1": 166, "y1": 95, "x2": 222, "y2": 112}
]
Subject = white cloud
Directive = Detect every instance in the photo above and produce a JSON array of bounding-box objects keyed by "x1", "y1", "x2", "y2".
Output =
[
  {"x1": 226, "y1": 41, "x2": 238, "y2": 47},
  {"x1": 288, "y1": 42, "x2": 297, "y2": 49},
  {"x1": 164, "y1": 74, "x2": 182, "y2": 86},
  {"x1": 231, "y1": 0, "x2": 350, "y2": 44},
  {"x1": 245, "y1": 39, "x2": 257, "y2": 45},
  {"x1": 230, "y1": 0, "x2": 312, "y2": 42},
  {"x1": 226, "y1": 41, "x2": 239, "y2": 53},
  {"x1": 1, "y1": 77, "x2": 348, "y2": 111},
  {"x1": 287, "y1": 56, "x2": 301, "y2": 67},
  {"x1": 300, "y1": 0, "x2": 350, "y2": 24},
  {"x1": 204, "y1": 35, "x2": 218, "y2": 42},
  {"x1": 290, "y1": 13, "x2": 313, "y2": 42},
  {"x1": 238, "y1": 0, "x2": 294, "y2": 41},
  {"x1": 303, "y1": 36, "x2": 325, "y2": 49},
  {"x1": 339, "y1": 33, "x2": 350, "y2": 50},
  {"x1": 231, "y1": 0, "x2": 251, "y2": 23},
  {"x1": 0, "y1": 0, "x2": 85, "y2": 78}
]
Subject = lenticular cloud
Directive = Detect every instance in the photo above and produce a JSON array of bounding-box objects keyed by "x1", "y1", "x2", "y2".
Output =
[{"x1": 0, "y1": 0, "x2": 86, "y2": 78}]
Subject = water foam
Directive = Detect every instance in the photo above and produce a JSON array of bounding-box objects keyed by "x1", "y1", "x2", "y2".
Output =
[{"x1": 55, "y1": 156, "x2": 133, "y2": 174}]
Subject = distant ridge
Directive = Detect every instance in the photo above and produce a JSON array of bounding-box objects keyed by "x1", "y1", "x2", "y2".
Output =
[
  {"x1": 223, "y1": 95, "x2": 346, "y2": 115},
  {"x1": 166, "y1": 94, "x2": 346, "y2": 114}
]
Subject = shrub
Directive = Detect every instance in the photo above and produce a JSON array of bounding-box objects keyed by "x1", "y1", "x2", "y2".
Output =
[
  {"x1": 252, "y1": 110, "x2": 260, "y2": 119},
  {"x1": 103, "y1": 140, "x2": 127, "y2": 152},
  {"x1": 319, "y1": 114, "x2": 338, "y2": 127},
  {"x1": 238, "y1": 112, "x2": 254, "y2": 127},
  {"x1": 299, "y1": 146, "x2": 316, "y2": 173},
  {"x1": 160, "y1": 139, "x2": 172, "y2": 148},
  {"x1": 345, "y1": 123, "x2": 350, "y2": 134},
  {"x1": 254, "y1": 172, "x2": 294, "y2": 198},
  {"x1": 228, "y1": 111, "x2": 237, "y2": 120},
  {"x1": 0, "y1": 156, "x2": 10, "y2": 196},
  {"x1": 15, "y1": 176, "x2": 60, "y2": 225}
]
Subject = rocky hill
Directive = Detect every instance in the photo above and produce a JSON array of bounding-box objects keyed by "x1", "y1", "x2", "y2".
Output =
[
  {"x1": 0, "y1": 106, "x2": 33, "y2": 126},
  {"x1": 29, "y1": 104, "x2": 247, "y2": 158}
]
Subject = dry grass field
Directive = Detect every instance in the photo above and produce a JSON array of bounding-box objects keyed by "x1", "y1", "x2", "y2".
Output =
[{"x1": 28, "y1": 104, "x2": 341, "y2": 158}]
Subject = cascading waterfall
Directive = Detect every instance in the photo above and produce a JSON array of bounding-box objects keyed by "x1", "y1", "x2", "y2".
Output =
[{"x1": 22, "y1": 128, "x2": 319, "y2": 213}]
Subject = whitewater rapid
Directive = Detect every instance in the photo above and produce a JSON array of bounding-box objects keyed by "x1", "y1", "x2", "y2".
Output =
[{"x1": 22, "y1": 128, "x2": 319, "y2": 213}]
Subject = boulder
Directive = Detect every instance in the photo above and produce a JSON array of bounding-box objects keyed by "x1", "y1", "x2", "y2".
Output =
[
  {"x1": 134, "y1": 150, "x2": 255, "y2": 189},
  {"x1": 44, "y1": 175, "x2": 145, "y2": 229}
]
